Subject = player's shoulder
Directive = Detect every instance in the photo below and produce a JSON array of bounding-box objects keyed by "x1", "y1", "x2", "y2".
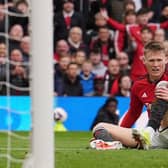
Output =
[
  {"x1": 132, "y1": 78, "x2": 148, "y2": 90},
  {"x1": 162, "y1": 73, "x2": 168, "y2": 81}
]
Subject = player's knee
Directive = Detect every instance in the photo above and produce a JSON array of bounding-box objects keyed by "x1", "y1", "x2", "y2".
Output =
[
  {"x1": 92, "y1": 122, "x2": 113, "y2": 141},
  {"x1": 92, "y1": 122, "x2": 107, "y2": 133}
]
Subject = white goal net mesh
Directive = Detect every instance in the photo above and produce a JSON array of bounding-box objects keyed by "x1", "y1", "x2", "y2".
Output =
[
  {"x1": 0, "y1": 0, "x2": 54, "y2": 167},
  {"x1": 0, "y1": 0, "x2": 31, "y2": 167}
]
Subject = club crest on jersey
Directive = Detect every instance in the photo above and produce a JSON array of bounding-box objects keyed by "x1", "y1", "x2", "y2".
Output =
[{"x1": 142, "y1": 92, "x2": 147, "y2": 98}]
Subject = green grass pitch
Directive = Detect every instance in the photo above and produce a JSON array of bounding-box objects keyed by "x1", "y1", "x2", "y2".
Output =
[{"x1": 0, "y1": 131, "x2": 168, "y2": 168}]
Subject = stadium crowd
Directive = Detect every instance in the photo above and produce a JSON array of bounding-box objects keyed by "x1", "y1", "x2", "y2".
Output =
[{"x1": 1, "y1": 0, "x2": 168, "y2": 96}]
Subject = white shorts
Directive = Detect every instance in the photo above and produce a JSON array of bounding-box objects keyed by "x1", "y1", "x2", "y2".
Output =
[{"x1": 151, "y1": 127, "x2": 168, "y2": 149}]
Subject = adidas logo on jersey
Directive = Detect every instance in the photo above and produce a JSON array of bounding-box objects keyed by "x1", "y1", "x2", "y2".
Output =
[{"x1": 142, "y1": 92, "x2": 147, "y2": 98}]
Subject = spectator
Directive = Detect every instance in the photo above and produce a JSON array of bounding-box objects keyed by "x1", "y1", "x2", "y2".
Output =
[
  {"x1": 14, "y1": 0, "x2": 29, "y2": 35},
  {"x1": 0, "y1": 2, "x2": 29, "y2": 38},
  {"x1": 20, "y1": 36, "x2": 30, "y2": 62},
  {"x1": 124, "y1": 0, "x2": 136, "y2": 12},
  {"x1": 53, "y1": 0, "x2": 64, "y2": 13},
  {"x1": 123, "y1": 9, "x2": 137, "y2": 24},
  {"x1": 115, "y1": 74, "x2": 132, "y2": 97},
  {"x1": 0, "y1": 4, "x2": 5, "y2": 33},
  {"x1": 8, "y1": 1, "x2": 29, "y2": 35},
  {"x1": 154, "y1": 28, "x2": 166, "y2": 43},
  {"x1": 54, "y1": 39, "x2": 70, "y2": 62},
  {"x1": 141, "y1": 0, "x2": 162, "y2": 22},
  {"x1": 53, "y1": 0, "x2": 89, "y2": 15},
  {"x1": 67, "y1": 26, "x2": 88, "y2": 55},
  {"x1": 88, "y1": 0, "x2": 112, "y2": 29},
  {"x1": 93, "y1": 76, "x2": 105, "y2": 96},
  {"x1": 90, "y1": 97, "x2": 119, "y2": 130},
  {"x1": 73, "y1": 49, "x2": 87, "y2": 71},
  {"x1": 10, "y1": 49, "x2": 29, "y2": 95},
  {"x1": 54, "y1": 55, "x2": 71, "y2": 96},
  {"x1": 10, "y1": 48, "x2": 23, "y2": 62},
  {"x1": 160, "y1": 4, "x2": 168, "y2": 39},
  {"x1": 116, "y1": 51, "x2": 131, "y2": 74},
  {"x1": 114, "y1": 10, "x2": 137, "y2": 54},
  {"x1": 15, "y1": 0, "x2": 29, "y2": 14},
  {"x1": 163, "y1": 40, "x2": 168, "y2": 74},
  {"x1": 9, "y1": 24, "x2": 24, "y2": 41},
  {"x1": 0, "y1": 42, "x2": 7, "y2": 95},
  {"x1": 90, "y1": 26, "x2": 115, "y2": 66},
  {"x1": 160, "y1": 3, "x2": 168, "y2": 22},
  {"x1": 79, "y1": 60, "x2": 95, "y2": 96},
  {"x1": 54, "y1": 0, "x2": 85, "y2": 42},
  {"x1": 110, "y1": 0, "x2": 125, "y2": 22},
  {"x1": 101, "y1": 7, "x2": 168, "y2": 53},
  {"x1": 86, "y1": 12, "x2": 108, "y2": 44},
  {"x1": 130, "y1": 26, "x2": 153, "y2": 82},
  {"x1": 94, "y1": 12, "x2": 108, "y2": 27},
  {"x1": 104, "y1": 59, "x2": 120, "y2": 96},
  {"x1": 0, "y1": 0, "x2": 13, "y2": 5},
  {"x1": 89, "y1": 48, "x2": 107, "y2": 77},
  {"x1": 63, "y1": 62, "x2": 83, "y2": 96},
  {"x1": 89, "y1": 0, "x2": 112, "y2": 18},
  {"x1": 9, "y1": 24, "x2": 23, "y2": 52}
]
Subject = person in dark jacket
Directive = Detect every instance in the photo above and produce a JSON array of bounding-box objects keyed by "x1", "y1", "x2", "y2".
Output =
[
  {"x1": 54, "y1": 55, "x2": 71, "y2": 96},
  {"x1": 63, "y1": 62, "x2": 83, "y2": 96},
  {"x1": 90, "y1": 97, "x2": 119, "y2": 130},
  {"x1": 141, "y1": 0, "x2": 162, "y2": 23},
  {"x1": 54, "y1": 0, "x2": 85, "y2": 43},
  {"x1": 90, "y1": 26, "x2": 116, "y2": 66},
  {"x1": 9, "y1": 49, "x2": 29, "y2": 95},
  {"x1": 87, "y1": 0, "x2": 112, "y2": 29}
]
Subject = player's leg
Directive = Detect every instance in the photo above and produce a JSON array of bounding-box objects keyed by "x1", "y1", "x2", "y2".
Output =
[
  {"x1": 132, "y1": 100, "x2": 168, "y2": 150},
  {"x1": 92, "y1": 122, "x2": 137, "y2": 147},
  {"x1": 148, "y1": 81, "x2": 168, "y2": 132},
  {"x1": 148, "y1": 99, "x2": 168, "y2": 131},
  {"x1": 151, "y1": 128, "x2": 168, "y2": 149},
  {"x1": 153, "y1": 111, "x2": 168, "y2": 149}
]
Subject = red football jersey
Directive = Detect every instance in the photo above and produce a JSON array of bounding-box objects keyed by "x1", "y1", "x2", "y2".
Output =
[{"x1": 120, "y1": 73, "x2": 168, "y2": 128}]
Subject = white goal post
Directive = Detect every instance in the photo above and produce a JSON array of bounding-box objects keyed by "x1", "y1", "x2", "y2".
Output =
[{"x1": 23, "y1": 0, "x2": 54, "y2": 167}]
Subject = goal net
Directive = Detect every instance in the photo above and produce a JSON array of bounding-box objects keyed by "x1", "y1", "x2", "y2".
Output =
[{"x1": 0, "y1": 0, "x2": 54, "y2": 168}]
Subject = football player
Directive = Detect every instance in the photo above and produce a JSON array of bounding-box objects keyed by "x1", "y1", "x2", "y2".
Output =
[{"x1": 90, "y1": 41, "x2": 168, "y2": 150}]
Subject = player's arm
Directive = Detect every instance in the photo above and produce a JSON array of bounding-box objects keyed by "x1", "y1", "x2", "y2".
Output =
[
  {"x1": 120, "y1": 84, "x2": 143, "y2": 128},
  {"x1": 100, "y1": 9, "x2": 126, "y2": 32}
]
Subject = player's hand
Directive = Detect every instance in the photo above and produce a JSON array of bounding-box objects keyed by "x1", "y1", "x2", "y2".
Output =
[{"x1": 155, "y1": 87, "x2": 168, "y2": 101}]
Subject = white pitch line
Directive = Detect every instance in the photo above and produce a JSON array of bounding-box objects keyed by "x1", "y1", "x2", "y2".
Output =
[
  {"x1": 0, "y1": 154, "x2": 24, "y2": 163},
  {"x1": 0, "y1": 147, "x2": 29, "y2": 151},
  {"x1": 0, "y1": 147, "x2": 89, "y2": 151}
]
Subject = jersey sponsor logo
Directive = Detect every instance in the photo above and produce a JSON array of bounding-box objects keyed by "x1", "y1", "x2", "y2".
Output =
[{"x1": 142, "y1": 92, "x2": 147, "y2": 98}]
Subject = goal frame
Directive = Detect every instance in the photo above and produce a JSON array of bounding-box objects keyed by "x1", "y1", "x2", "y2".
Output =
[{"x1": 23, "y1": 0, "x2": 54, "y2": 167}]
